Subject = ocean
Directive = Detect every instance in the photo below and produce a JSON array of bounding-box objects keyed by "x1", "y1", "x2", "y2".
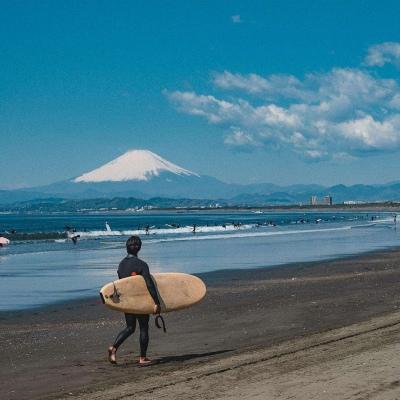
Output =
[{"x1": 0, "y1": 210, "x2": 398, "y2": 311}]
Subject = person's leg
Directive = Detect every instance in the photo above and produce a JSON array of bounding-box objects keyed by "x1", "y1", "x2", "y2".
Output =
[
  {"x1": 137, "y1": 315, "x2": 150, "y2": 363},
  {"x1": 108, "y1": 314, "x2": 137, "y2": 364}
]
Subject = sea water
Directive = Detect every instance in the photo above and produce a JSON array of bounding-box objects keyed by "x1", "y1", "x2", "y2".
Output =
[{"x1": 0, "y1": 211, "x2": 398, "y2": 311}]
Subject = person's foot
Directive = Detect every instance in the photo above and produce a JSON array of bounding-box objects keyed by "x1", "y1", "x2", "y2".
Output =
[
  {"x1": 138, "y1": 357, "x2": 154, "y2": 366},
  {"x1": 108, "y1": 346, "x2": 117, "y2": 364}
]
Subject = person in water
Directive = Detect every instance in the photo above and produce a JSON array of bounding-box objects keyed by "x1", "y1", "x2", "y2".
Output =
[
  {"x1": 71, "y1": 234, "x2": 80, "y2": 245},
  {"x1": 108, "y1": 235, "x2": 161, "y2": 365}
]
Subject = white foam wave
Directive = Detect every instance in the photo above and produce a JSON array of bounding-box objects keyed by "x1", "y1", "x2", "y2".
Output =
[
  {"x1": 76, "y1": 224, "x2": 255, "y2": 238},
  {"x1": 146, "y1": 225, "x2": 353, "y2": 244},
  {"x1": 73, "y1": 216, "x2": 390, "y2": 241},
  {"x1": 372, "y1": 217, "x2": 397, "y2": 224}
]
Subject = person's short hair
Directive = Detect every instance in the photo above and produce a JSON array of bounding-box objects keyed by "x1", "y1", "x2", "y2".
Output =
[{"x1": 126, "y1": 235, "x2": 142, "y2": 254}]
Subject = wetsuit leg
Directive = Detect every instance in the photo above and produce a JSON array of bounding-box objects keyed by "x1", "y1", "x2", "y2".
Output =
[
  {"x1": 137, "y1": 315, "x2": 150, "y2": 358},
  {"x1": 113, "y1": 313, "x2": 137, "y2": 349}
]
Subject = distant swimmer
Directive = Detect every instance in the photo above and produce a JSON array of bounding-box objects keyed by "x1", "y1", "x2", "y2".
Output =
[
  {"x1": 66, "y1": 227, "x2": 80, "y2": 244},
  {"x1": 192, "y1": 224, "x2": 196, "y2": 234},
  {"x1": 145, "y1": 225, "x2": 150, "y2": 235},
  {"x1": 71, "y1": 235, "x2": 80, "y2": 245},
  {"x1": 108, "y1": 236, "x2": 161, "y2": 366}
]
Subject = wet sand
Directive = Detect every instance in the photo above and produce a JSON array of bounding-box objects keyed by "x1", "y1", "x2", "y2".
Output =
[{"x1": 2, "y1": 248, "x2": 400, "y2": 399}]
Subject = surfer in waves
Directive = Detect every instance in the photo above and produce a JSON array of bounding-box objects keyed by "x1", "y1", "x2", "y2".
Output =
[
  {"x1": 66, "y1": 227, "x2": 80, "y2": 245},
  {"x1": 108, "y1": 235, "x2": 161, "y2": 366}
]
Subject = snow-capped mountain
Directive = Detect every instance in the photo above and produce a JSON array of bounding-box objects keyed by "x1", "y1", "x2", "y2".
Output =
[
  {"x1": 74, "y1": 150, "x2": 199, "y2": 183},
  {"x1": 25, "y1": 149, "x2": 234, "y2": 199}
]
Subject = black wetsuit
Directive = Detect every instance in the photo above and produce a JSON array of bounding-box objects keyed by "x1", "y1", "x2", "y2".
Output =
[{"x1": 112, "y1": 254, "x2": 160, "y2": 357}]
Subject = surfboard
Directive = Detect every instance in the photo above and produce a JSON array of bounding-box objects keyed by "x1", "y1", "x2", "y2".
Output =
[{"x1": 100, "y1": 272, "x2": 206, "y2": 314}]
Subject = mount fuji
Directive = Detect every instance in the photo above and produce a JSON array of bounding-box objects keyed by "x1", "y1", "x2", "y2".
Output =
[
  {"x1": 74, "y1": 150, "x2": 199, "y2": 183},
  {"x1": 27, "y1": 150, "x2": 236, "y2": 199}
]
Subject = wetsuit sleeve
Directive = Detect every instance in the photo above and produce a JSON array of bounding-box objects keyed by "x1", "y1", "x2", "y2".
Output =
[
  {"x1": 117, "y1": 261, "x2": 125, "y2": 279},
  {"x1": 141, "y1": 263, "x2": 160, "y2": 306}
]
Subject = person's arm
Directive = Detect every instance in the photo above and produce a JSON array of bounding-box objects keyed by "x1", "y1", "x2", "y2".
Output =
[
  {"x1": 117, "y1": 260, "x2": 126, "y2": 279},
  {"x1": 141, "y1": 262, "x2": 161, "y2": 307}
]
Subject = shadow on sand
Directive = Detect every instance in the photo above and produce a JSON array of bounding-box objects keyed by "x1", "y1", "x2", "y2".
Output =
[{"x1": 153, "y1": 349, "x2": 233, "y2": 365}]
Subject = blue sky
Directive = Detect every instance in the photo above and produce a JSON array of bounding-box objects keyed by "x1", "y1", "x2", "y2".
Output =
[{"x1": 2, "y1": 0, "x2": 400, "y2": 188}]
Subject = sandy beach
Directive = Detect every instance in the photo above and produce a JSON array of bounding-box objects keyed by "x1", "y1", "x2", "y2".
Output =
[{"x1": 3, "y1": 247, "x2": 400, "y2": 400}]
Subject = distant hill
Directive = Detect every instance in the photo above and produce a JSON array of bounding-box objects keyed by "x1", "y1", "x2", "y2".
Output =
[{"x1": 2, "y1": 149, "x2": 400, "y2": 206}]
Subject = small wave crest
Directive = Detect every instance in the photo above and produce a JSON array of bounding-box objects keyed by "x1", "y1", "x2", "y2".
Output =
[
  {"x1": 75, "y1": 223, "x2": 255, "y2": 238},
  {"x1": 145, "y1": 225, "x2": 353, "y2": 244}
]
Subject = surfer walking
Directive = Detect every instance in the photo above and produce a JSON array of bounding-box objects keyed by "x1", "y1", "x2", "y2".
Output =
[{"x1": 108, "y1": 235, "x2": 161, "y2": 366}]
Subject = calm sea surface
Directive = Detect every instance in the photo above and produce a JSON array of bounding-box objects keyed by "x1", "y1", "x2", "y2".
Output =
[{"x1": 0, "y1": 210, "x2": 398, "y2": 311}]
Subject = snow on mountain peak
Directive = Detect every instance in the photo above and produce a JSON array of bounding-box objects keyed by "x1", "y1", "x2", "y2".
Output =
[{"x1": 73, "y1": 150, "x2": 199, "y2": 183}]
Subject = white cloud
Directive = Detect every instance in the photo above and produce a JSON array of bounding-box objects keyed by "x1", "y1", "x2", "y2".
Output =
[
  {"x1": 336, "y1": 115, "x2": 400, "y2": 149},
  {"x1": 213, "y1": 71, "x2": 308, "y2": 100},
  {"x1": 224, "y1": 128, "x2": 260, "y2": 149},
  {"x1": 231, "y1": 15, "x2": 242, "y2": 24},
  {"x1": 365, "y1": 42, "x2": 400, "y2": 67},
  {"x1": 166, "y1": 44, "x2": 400, "y2": 160},
  {"x1": 167, "y1": 91, "x2": 253, "y2": 124}
]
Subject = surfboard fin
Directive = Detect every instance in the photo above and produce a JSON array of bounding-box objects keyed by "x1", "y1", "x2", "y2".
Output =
[{"x1": 110, "y1": 282, "x2": 121, "y2": 303}]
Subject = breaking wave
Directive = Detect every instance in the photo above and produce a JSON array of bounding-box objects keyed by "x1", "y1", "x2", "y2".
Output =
[{"x1": 75, "y1": 223, "x2": 255, "y2": 238}]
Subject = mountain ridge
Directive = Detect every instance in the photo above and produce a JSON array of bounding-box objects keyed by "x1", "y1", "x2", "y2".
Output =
[{"x1": 1, "y1": 149, "x2": 400, "y2": 205}]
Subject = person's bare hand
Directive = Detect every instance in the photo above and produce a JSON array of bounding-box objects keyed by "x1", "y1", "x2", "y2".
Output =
[{"x1": 153, "y1": 304, "x2": 161, "y2": 314}]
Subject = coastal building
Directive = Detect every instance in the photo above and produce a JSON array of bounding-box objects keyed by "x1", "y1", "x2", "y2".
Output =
[
  {"x1": 321, "y1": 196, "x2": 333, "y2": 206},
  {"x1": 310, "y1": 196, "x2": 318, "y2": 205},
  {"x1": 309, "y1": 195, "x2": 333, "y2": 206}
]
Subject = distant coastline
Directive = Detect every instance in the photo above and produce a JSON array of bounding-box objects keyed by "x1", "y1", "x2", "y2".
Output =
[{"x1": 1, "y1": 198, "x2": 400, "y2": 214}]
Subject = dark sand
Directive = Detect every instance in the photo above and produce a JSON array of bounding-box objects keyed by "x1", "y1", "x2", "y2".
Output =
[{"x1": 2, "y1": 248, "x2": 400, "y2": 400}]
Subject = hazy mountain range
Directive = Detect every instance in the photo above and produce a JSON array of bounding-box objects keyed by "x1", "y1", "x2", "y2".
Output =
[{"x1": 1, "y1": 150, "x2": 400, "y2": 206}]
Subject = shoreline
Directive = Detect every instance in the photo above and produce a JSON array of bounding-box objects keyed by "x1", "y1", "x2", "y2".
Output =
[
  {"x1": 1, "y1": 244, "x2": 399, "y2": 315},
  {"x1": 1, "y1": 206, "x2": 399, "y2": 215},
  {"x1": 3, "y1": 246, "x2": 400, "y2": 399}
]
